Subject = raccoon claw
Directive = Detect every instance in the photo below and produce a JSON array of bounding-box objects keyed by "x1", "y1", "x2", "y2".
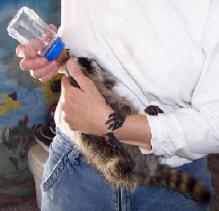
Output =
[
  {"x1": 107, "y1": 120, "x2": 123, "y2": 131},
  {"x1": 106, "y1": 112, "x2": 126, "y2": 131},
  {"x1": 106, "y1": 106, "x2": 131, "y2": 131}
]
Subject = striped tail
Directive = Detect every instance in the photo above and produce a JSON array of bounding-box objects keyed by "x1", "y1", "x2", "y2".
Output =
[{"x1": 147, "y1": 165, "x2": 211, "y2": 204}]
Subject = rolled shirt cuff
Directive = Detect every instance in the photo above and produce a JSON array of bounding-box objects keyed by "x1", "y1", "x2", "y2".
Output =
[{"x1": 139, "y1": 113, "x2": 174, "y2": 158}]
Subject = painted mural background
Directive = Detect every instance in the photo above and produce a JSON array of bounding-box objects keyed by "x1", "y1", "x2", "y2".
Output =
[{"x1": 0, "y1": 0, "x2": 61, "y2": 206}]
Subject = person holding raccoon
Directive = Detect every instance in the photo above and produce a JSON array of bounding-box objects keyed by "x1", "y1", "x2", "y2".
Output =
[{"x1": 16, "y1": 0, "x2": 219, "y2": 210}]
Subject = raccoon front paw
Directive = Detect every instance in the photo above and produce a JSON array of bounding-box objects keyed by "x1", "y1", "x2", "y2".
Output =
[
  {"x1": 106, "y1": 112, "x2": 124, "y2": 131},
  {"x1": 106, "y1": 105, "x2": 131, "y2": 131},
  {"x1": 144, "y1": 105, "x2": 164, "y2": 116}
]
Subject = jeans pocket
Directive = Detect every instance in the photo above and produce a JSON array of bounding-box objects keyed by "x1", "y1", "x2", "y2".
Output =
[
  {"x1": 41, "y1": 147, "x2": 68, "y2": 192},
  {"x1": 41, "y1": 142, "x2": 81, "y2": 192}
]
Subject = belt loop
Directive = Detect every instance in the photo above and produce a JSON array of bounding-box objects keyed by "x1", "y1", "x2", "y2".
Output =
[{"x1": 68, "y1": 145, "x2": 81, "y2": 165}]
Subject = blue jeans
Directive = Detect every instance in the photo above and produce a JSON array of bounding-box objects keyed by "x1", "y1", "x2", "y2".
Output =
[{"x1": 41, "y1": 129, "x2": 213, "y2": 211}]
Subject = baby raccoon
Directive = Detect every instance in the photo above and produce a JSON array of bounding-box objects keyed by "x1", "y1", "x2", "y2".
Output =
[{"x1": 66, "y1": 57, "x2": 211, "y2": 204}]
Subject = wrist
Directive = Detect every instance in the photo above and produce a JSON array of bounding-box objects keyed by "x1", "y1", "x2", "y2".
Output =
[{"x1": 113, "y1": 114, "x2": 152, "y2": 148}]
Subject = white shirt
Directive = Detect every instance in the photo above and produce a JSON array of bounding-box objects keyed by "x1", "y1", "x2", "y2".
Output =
[{"x1": 55, "y1": 0, "x2": 219, "y2": 167}]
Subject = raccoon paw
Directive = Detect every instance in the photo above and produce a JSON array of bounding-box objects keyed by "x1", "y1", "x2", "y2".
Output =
[
  {"x1": 144, "y1": 105, "x2": 164, "y2": 116},
  {"x1": 106, "y1": 105, "x2": 131, "y2": 131}
]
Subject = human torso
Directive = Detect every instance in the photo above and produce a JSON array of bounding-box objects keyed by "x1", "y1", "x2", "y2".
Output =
[{"x1": 55, "y1": 0, "x2": 211, "y2": 167}]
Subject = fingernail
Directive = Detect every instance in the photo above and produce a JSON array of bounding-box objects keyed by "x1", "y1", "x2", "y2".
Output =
[{"x1": 16, "y1": 48, "x2": 24, "y2": 57}]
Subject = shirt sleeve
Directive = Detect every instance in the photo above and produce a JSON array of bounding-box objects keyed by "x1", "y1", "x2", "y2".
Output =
[{"x1": 142, "y1": 0, "x2": 219, "y2": 160}]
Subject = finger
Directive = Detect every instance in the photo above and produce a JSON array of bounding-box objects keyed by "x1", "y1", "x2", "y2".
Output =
[
  {"x1": 39, "y1": 64, "x2": 61, "y2": 83},
  {"x1": 20, "y1": 57, "x2": 49, "y2": 71},
  {"x1": 16, "y1": 44, "x2": 37, "y2": 58},
  {"x1": 65, "y1": 58, "x2": 92, "y2": 88},
  {"x1": 30, "y1": 60, "x2": 60, "y2": 79},
  {"x1": 27, "y1": 38, "x2": 48, "y2": 57},
  {"x1": 16, "y1": 44, "x2": 25, "y2": 57},
  {"x1": 49, "y1": 24, "x2": 57, "y2": 32},
  {"x1": 61, "y1": 74, "x2": 74, "y2": 90},
  {"x1": 61, "y1": 75, "x2": 83, "y2": 96},
  {"x1": 39, "y1": 71, "x2": 58, "y2": 83}
]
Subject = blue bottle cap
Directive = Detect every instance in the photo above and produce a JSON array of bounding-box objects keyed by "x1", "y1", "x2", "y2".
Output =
[{"x1": 44, "y1": 37, "x2": 65, "y2": 61}]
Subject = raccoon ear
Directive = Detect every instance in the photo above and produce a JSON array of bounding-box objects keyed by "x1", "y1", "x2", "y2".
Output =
[{"x1": 78, "y1": 57, "x2": 92, "y2": 70}]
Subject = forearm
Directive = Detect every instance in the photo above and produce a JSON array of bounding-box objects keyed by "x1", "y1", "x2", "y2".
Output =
[
  {"x1": 112, "y1": 114, "x2": 152, "y2": 150},
  {"x1": 59, "y1": 59, "x2": 152, "y2": 150}
]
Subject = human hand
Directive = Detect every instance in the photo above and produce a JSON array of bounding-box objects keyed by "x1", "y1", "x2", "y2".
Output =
[
  {"x1": 16, "y1": 24, "x2": 61, "y2": 82},
  {"x1": 60, "y1": 58, "x2": 113, "y2": 136}
]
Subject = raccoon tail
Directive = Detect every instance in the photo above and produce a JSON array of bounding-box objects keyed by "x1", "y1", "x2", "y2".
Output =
[{"x1": 146, "y1": 165, "x2": 211, "y2": 204}]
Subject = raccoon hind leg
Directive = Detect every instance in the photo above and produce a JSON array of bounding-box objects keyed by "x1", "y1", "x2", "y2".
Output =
[
  {"x1": 105, "y1": 105, "x2": 135, "y2": 174},
  {"x1": 105, "y1": 132, "x2": 135, "y2": 170},
  {"x1": 105, "y1": 104, "x2": 132, "y2": 164}
]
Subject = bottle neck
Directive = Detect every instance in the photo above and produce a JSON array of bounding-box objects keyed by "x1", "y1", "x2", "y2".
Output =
[{"x1": 44, "y1": 37, "x2": 65, "y2": 61}]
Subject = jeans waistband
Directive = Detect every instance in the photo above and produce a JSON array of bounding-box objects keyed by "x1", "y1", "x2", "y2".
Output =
[{"x1": 55, "y1": 127, "x2": 76, "y2": 152}]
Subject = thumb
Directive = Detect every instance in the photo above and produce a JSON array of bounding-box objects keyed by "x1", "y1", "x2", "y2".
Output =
[{"x1": 66, "y1": 58, "x2": 90, "y2": 88}]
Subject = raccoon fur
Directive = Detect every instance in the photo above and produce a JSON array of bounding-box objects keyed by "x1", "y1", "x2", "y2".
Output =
[{"x1": 66, "y1": 57, "x2": 211, "y2": 204}]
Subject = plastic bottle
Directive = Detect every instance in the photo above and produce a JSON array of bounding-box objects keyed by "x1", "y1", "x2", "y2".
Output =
[{"x1": 7, "y1": 7, "x2": 69, "y2": 63}]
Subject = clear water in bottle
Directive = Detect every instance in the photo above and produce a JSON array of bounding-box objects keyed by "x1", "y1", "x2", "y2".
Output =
[{"x1": 7, "y1": 7, "x2": 65, "y2": 61}]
